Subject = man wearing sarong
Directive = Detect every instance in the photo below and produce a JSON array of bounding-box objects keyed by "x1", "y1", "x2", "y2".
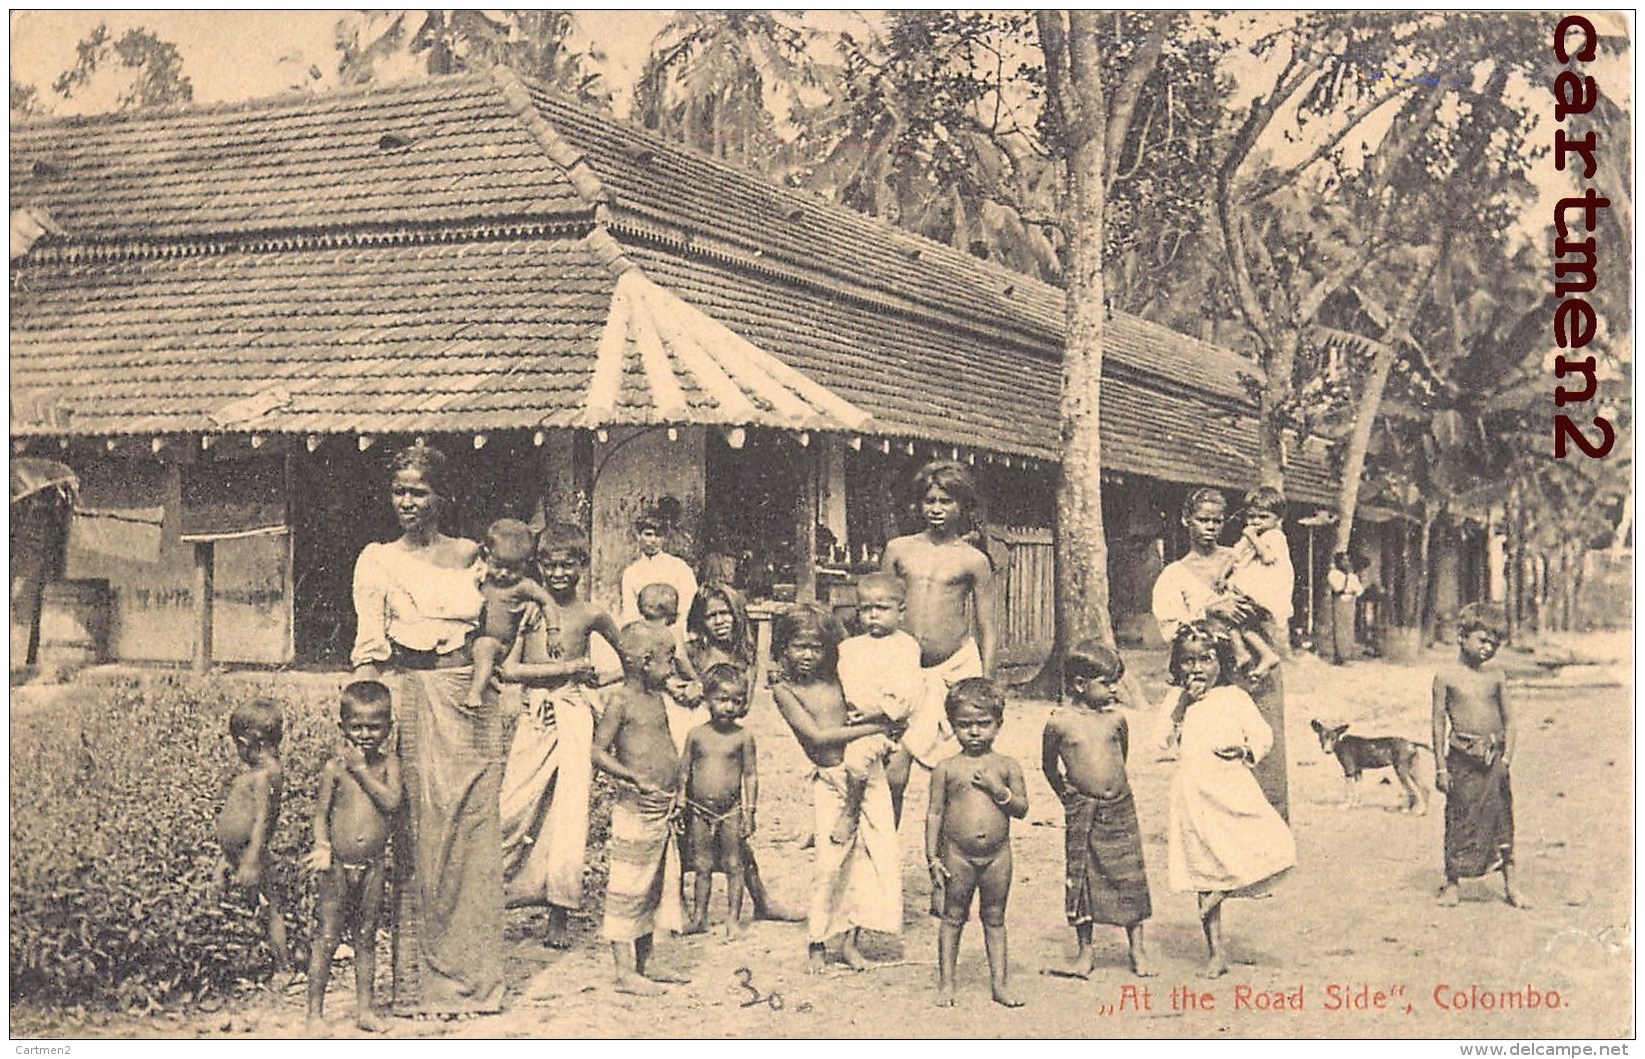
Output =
[{"x1": 1432, "y1": 603, "x2": 1529, "y2": 909}]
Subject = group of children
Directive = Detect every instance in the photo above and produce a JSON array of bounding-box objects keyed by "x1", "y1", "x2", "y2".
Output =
[{"x1": 214, "y1": 460, "x2": 1527, "y2": 1025}]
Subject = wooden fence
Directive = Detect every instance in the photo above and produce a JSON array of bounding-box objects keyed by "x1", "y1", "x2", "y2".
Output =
[{"x1": 988, "y1": 524, "x2": 1055, "y2": 670}]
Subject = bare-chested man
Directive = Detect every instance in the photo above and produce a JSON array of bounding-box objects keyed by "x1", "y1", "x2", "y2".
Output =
[
  {"x1": 881, "y1": 460, "x2": 998, "y2": 823},
  {"x1": 1432, "y1": 602, "x2": 1528, "y2": 909}
]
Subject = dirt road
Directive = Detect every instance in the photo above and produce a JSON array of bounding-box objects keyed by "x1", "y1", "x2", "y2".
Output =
[{"x1": 15, "y1": 635, "x2": 1632, "y2": 1040}]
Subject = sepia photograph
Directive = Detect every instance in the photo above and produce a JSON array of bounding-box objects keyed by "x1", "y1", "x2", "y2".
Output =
[{"x1": 7, "y1": 8, "x2": 1634, "y2": 1043}]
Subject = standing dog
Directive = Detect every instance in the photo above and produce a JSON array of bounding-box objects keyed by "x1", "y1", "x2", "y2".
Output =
[{"x1": 1310, "y1": 719, "x2": 1430, "y2": 814}]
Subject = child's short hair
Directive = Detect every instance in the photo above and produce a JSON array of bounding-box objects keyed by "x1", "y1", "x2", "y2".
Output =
[
  {"x1": 1455, "y1": 602, "x2": 1508, "y2": 641},
  {"x1": 1181, "y1": 487, "x2": 1227, "y2": 520},
  {"x1": 484, "y1": 518, "x2": 536, "y2": 564},
  {"x1": 700, "y1": 662, "x2": 748, "y2": 699},
  {"x1": 637, "y1": 582, "x2": 680, "y2": 621},
  {"x1": 854, "y1": 571, "x2": 906, "y2": 602},
  {"x1": 341, "y1": 679, "x2": 392, "y2": 720},
  {"x1": 1065, "y1": 638, "x2": 1125, "y2": 687},
  {"x1": 911, "y1": 460, "x2": 979, "y2": 519},
  {"x1": 228, "y1": 698, "x2": 284, "y2": 748},
  {"x1": 770, "y1": 603, "x2": 842, "y2": 673},
  {"x1": 1242, "y1": 486, "x2": 1285, "y2": 518},
  {"x1": 944, "y1": 676, "x2": 1005, "y2": 722},
  {"x1": 1166, "y1": 621, "x2": 1240, "y2": 687},
  {"x1": 536, "y1": 521, "x2": 589, "y2": 565},
  {"x1": 617, "y1": 621, "x2": 674, "y2": 672}
]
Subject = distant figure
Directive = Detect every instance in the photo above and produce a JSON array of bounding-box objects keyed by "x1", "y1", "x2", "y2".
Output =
[
  {"x1": 466, "y1": 518, "x2": 554, "y2": 709},
  {"x1": 214, "y1": 697, "x2": 291, "y2": 980},
  {"x1": 1433, "y1": 603, "x2": 1528, "y2": 910},
  {"x1": 678, "y1": 664, "x2": 759, "y2": 938},
  {"x1": 1041, "y1": 640, "x2": 1153, "y2": 980},
  {"x1": 620, "y1": 509, "x2": 698, "y2": 643},
  {"x1": 306, "y1": 681, "x2": 403, "y2": 1032},
  {"x1": 926, "y1": 678, "x2": 1028, "y2": 1008},
  {"x1": 882, "y1": 460, "x2": 998, "y2": 824},
  {"x1": 1165, "y1": 623, "x2": 1295, "y2": 979},
  {"x1": 1326, "y1": 550, "x2": 1363, "y2": 665}
]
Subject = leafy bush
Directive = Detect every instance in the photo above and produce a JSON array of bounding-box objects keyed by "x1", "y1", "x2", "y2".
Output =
[{"x1": 10, "y1": 673, "x2": 336, "y2": 1010}]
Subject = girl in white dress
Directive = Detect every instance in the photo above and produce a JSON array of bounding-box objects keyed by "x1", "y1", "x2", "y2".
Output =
[{"x1": 1165, "y1": 621, "x2": 1296, "y2": 978}]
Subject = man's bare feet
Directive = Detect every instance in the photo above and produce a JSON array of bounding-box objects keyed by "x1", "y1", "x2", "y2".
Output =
[
  {"x1": 643, "y1": 968, "x2": 690, "y2": 985},
  {"x1": 1504, "y1": 887, "x2": 1534, "y2": 909},
  {"x1": 680, "y1": 921, "x2": 707, "y2": 937},
  {"x1": 806, "y1": 945, "x2": 828, "y2": 976},
  {"x1": 992, "y1": 986, "x2": 1025, "y2": 1008},
  {"x1": 614, "y1": 973, "x2": 668, "y2": 996},
  {"x1": 1129, "y1": 948, "x2": 1156, "y2": 978},
  {"x1": 1042, "y1": 952, "x2": 1095, "y2": 980},
  {"x1": 1437, "y1": 883, "x2": 1461, "y2": 907},
  {"x1": 356, "y1": 1011, "x2": 385, "y2": 1033},
  {"x1": 725, "y1": 918, "x2": 747, "y2": 941},
  {"x1": 544, "y1": 909, "x2": 572, "y2": 949},
  {"x1": 1200, "y1": 956, "x2": 1229, "y2": 979},
  {"x1": 934, "y1": 985, "x2": 957, "y2": 1008}
]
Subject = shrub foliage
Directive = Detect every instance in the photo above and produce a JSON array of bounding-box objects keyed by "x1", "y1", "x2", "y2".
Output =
[{"x1": 10, "y1": 674, "x2": 335, "y2": 1010}]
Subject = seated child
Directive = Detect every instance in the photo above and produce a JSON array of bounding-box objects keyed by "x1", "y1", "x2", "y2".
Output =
[
  {"x1": 834, "y1": 571, "x2": 924, "y2": 844},
  {"x1": 214, "y1": 697, "x2": 292, "y2": 979},
  {"x1": 1042, "y1": 640, "x2": 1153, "y2": 979},
  {"x1": 306, "y1": 680, "x2": 403, "y2": 1031},
  {"x1": 1216, "y1": 486, "x2": 1293, "y2": 678},
  {"x1": 678, "y1": 663, "x2": 759, "y2": 938},
  {"x1": 592, "y1": 622, "x2": 691, "y2": 995},
  {"x1": 927, "y1": 678, "x2": 1027, "y2": 1008},
  {"x1": 637, "y1": 581, "x2": 702, "y2": 704},
  {"x1": 467, "y1": 518, "x2": 554, "y2": 708},
  {"x1": 1433, "y1": 602, "x2": 1527, "y2": 909}
]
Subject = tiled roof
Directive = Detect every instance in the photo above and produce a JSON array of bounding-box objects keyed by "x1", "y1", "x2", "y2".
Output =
[{"x1": 9, "y1": 76, "x2": 591, "y2": 244}]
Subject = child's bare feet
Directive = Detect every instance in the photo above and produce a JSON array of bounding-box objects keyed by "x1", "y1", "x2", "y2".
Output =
[
  {"x1": 992, "y1": 985, "x2": 1024, "y2": 1008},
  {"x1": 806, "y1": 944, "x2": 828, "y2": 975},
  {"x1": 725, "y1": 918, "x2": 747, "y2": 941},
  {"x1": 1042, "y1": 952, "x2": 1096, "y2": 979},
  {"x1": 841, "y1": 932, "x2": 870, "y2": 971},
  {"x1": 753, "y1": 902, "x2": 805, "y2": 922},
  {"x1": 544, "y1": 908, "x2": 572, "y2": 949},
  {"x1": 1129, "y1": 947, "x2": 1156, "y2": 978},
  {"x1": 356, "y1": 1010, "x2": 384, "y2": 1034},
  {"x1": 934, "y1": 985, "x2": 957, "y2": 1008},
  {"x1": 1200, "y1": 956, "x2": 1229, "y2": 979},
  {"x1": 1504, "y1": 887, "x2": 1533, "y2": 909},
  {"x1": 680, "y1": 920, "x2": 707, "y2": 937},
  {"x1": 1437, "y1": 883, "x2": 1460, "y2": 907}
]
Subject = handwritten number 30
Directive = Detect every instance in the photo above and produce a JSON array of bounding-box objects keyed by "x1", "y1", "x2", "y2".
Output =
[{"x1": 734, "y1": 967, "x2": 810, "y2": 1012}]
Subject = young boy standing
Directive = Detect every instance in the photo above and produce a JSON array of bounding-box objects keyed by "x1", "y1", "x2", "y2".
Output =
[
  {"x1": 882, "y1": 460, "x2": 998, "y2": 822},
  {"x1": 1041, "y1": 640, "x2": 1153, "y2": 979},
  {"x1": 926, "y1": 678, "x2": 1027, "y2": 1008},
  {"x1": 592, "y1": 622, "x2": 691, "y2": 994},
  {"x1": 498, "y1": 524, "x2": 622, "y2": 948},
  {"x1": 678, "y1": 664, "x2": 759, "y2": 938},
  {"x1": 306, "y1": 681, "x2": 403, "y2": 1031},
  {"x1": 214, "y1": 698, "x2": 292, "y2": 980},
  {"x1": 1433, "y1": 603, "x2": 1529, "y2": 909}
]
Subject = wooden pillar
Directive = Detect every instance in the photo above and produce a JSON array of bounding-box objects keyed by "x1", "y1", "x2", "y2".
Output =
[
  {"x1": 795, "y1": 440, "x2": 819, "y2": 604},
  {"x1": 193, "y1": 541, "x2": 214, "y2": 672}
]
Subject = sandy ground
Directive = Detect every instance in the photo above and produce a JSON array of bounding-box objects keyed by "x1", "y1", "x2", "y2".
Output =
[{"x1": 12, "y1": 633, "x2": 1634, "y2": 1040}]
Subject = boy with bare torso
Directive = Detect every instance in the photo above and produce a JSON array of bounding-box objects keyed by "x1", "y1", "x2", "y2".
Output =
[
  {"x1": 593, "y1": 622, "x2": 691, "y2": 995},
  {"x1": 882, "y1": 460, "x2": 997, "y2": 823},
  {"x1": 305, "y1": 680, "x2": 403, "y2": 1031},
  {"x1": 1432, "y1": 603, "x2": 1528, "y2": 909},
  {"x1": 679, "y1": 664, "x2": 758, "y2": 938},
  {"x1": 498, "y1": 522, "x2": 622, "y2": 947},
  {"x1": 214, "y1": 698, "x2": 292, "y2": 980},
  {"x1": 926, "y1": 678, "x2": 1027, "y2": 1008},
  {"x1": 771, "y1": 605, "x2": 903, "y2": 974},
  {"x1": 1042, "y1": 640, "x2": 1153, "y2": 979}
]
